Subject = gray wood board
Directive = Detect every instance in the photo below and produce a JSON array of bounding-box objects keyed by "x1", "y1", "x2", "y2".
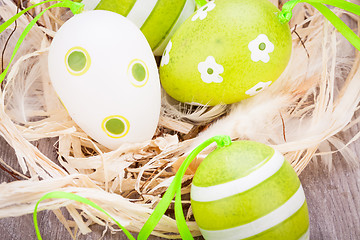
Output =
[
  {"x1": 0, "y1": 3, "x2": 360, "y2": 239},
  {"x1": 0, "y1": 133, "x2": 360, "y2": 239}
]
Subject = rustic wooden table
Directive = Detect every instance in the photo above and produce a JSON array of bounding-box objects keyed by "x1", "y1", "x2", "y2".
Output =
[
  {"x1": 0, "y1": 130, "x2": 360, "y2": 239},
  {"x1": 1, "y1": 0, "x2": 360, "y2": 239}
]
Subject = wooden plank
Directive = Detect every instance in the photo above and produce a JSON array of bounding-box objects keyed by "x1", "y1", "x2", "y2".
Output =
[
  {"x1": 1, "y1": 133, "x2": 360, "y2": 239},
  {"x1": 1, "y1": 1, "x2": 360, "y2": 239},
  {"x1": 300, "y1": 155, "x2": 360, "y2": 239}
]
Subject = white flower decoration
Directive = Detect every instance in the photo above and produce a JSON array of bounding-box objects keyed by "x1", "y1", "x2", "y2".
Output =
[
  {"x1": 191, "y1": 1, "x2": 216, "y2": 21},
  {"x1": 198, "y1": 56, "x2": 224, "y2": 83},
  {"x1": 248, "y1": 34, "x2": 274, "y2": 63},
  {"x1": 160, "y1": 40, "x2": 172, "y2": 66},
  {"x1": 245, "y1": 81, "x2": 272, "y2": 96}
]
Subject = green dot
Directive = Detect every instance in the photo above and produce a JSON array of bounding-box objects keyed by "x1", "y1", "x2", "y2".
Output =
[
  {"x1": 68, "y1": 51, "x2": 86, "y2": 71},
  {"x1": 203, "y1": 6, "x2": 208, "y2": 11},
  {"x1": 256, "y1": 87, "x2": 263, "y2": 91},
  {"x1": 105, "y1": 118, "x2": 125, "y2": 135},
  {"x1": 132, "y1": 63, "x2": 146, "y2": 82},
  {"x1": 207, "y1": 68, "x2": 214, "y2": 74},
  {"x1": 259, "y1": 43, "x2": 266, "y2": 51}
]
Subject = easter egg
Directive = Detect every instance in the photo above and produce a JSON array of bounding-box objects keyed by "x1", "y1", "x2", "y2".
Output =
[
  {"x1": 48, "y1": 10, "x2": 161, "y2": 150},
  {"x1": 160, "y1": 0, "x2": 292, "y2": 105},
  {"x1": 191, "y1": 141, "x2": 309, "y2": 239},
  {"x1": 79, "y1": 0, "x2": 196, "y2": 55}
]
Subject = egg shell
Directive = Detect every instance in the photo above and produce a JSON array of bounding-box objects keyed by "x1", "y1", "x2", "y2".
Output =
[
  {"x1": 48, "y1": 10, "x2": 161, "y2": 150},
  {"x1": 191, "y1": 141, "x2": 309, "y2": 240},
  {"x1": 160, "y1": 0, "x2": 292, "y2": 105},
  {"x1": 80, "y1": 0, "x2": 196, "y2": 55}
]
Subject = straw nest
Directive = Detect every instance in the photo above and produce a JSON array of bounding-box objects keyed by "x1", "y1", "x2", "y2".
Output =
[{"x1": 0, "y1": 0, "x2": 359, "y2": 238}]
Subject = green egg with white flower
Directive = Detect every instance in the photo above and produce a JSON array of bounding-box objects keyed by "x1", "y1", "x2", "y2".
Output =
[
  {"x1": 160, "y1": 0, "x2": 292, "y2": 105},
  {"x1": 79, "y1": 0, "x2": 196, "y2": 55},
  {"x1": 191, "y1": 141, "x2": 310, "y2": 240}
]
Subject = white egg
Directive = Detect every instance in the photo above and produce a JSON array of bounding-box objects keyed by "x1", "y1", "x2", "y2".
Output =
[{"x1": 48, "y1": 10, "x2": 161, "y2": 150}]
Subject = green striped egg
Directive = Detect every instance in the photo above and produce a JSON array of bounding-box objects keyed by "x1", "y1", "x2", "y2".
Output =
[
  {"x1": 78, "y1": 0, "x2": 196, "y2": 55},
  {"x1": 191, "y1": 141, "x2": 310, "y2": 240}
]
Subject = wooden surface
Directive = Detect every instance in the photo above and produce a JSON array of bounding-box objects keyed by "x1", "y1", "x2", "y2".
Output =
[
  {"x1": 1, "y1": 2, "x2": 360, "y2": 239},
  {"x1": 0, "y1": 132, "x2": 360, "y2": 239}
]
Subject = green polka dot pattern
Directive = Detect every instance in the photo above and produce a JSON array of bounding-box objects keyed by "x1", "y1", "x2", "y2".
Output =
[
  {"x1": 67, "y1": 51, "x2": 86, "y2": 72},
  {"x1": 128, "y1": 59, "x2": 149, "y2": 87},
  {"x1": 132, "y1": 63, "x2": 146, "y2": 82},
  {"x1": 105, "y1": 118, "x2": 125, "y2": 135},
  {"x1": 65, "y1": 47, "x2": 91, "y2": 76},
  {"x1": 102, "y1": 115, "x2": 130, "y2": 139}
]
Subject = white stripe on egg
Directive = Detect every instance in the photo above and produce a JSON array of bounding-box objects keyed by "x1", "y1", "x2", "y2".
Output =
[
  {"x1": 199, "y1": 185, "x2": 306, "y2": 240},
  {"x1": 191, "y1": 150, "x2": 284, "y2": 202},
  {"x1": 126, "y1": 0, "x2": 158, "y2": 28},
  {"x1": 153, "y1": 0, "x2": 196, "y2": 55}
]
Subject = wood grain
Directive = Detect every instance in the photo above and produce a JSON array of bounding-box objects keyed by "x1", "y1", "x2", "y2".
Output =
[
  {"x1": 0, "y1": 130, "x2": 360, "y2": 239},
  {"x1": 1, "y1": 1, "x2": 360, "y2": 239}
]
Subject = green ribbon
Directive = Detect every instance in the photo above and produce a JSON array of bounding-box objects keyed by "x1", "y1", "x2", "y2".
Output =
[
  {"x1": 33, "y1": 135, "x2": 232, "y2": 240},
  {"x1": 138, "y1": 135, "x2": 231, "y2": 240},
  {"x1": 33, "y1": 191, "x2": 136, "y2": 240},
  {"x1": 279, "y1": 0, "x2": 360, "y2": 51},
  {"x1": 0, "y1": 0, "x2": 84, "y2": 85}
]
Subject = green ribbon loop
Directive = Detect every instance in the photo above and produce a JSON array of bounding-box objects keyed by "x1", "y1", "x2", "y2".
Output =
[
  {"x1": 33, "y1": 191, "x2": 136, "y2": 240},
  {"x1": 279, "y1": 0, "x2": 360, "y2": 51},
  {"x1": 195, "y1": 0, "x2": 208, "y2": 8},
  {"x1": 138, "y1": 135, "x2": 232, "y2": 240},
  {"x1": 0, "y1": 0, "x2": 84, "y2": 85}
]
